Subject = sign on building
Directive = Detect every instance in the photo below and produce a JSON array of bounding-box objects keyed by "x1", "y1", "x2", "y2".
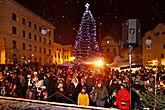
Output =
[{"x1": 122, "y1": 19, "x2": 140, "y2": 47}]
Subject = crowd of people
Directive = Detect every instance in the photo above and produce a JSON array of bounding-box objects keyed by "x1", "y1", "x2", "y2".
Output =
[{"x1": 0, "y1": 63, "x2": 165, "y2": 110}]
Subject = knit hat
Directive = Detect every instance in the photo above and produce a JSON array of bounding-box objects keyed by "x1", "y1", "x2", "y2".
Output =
[{"x1": 121, "y1": 83, "x2": 127, "y2": 88}]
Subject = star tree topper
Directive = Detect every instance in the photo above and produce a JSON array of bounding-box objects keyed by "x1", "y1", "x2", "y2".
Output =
[{"x1": 85, "y1": 3, "x2": 90, "y2": 10}]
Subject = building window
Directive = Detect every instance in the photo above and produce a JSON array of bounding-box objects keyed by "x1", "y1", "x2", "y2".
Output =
[
  {"x1": 12, "y1": 13, "x2": 16, "y2": 21},
  {"x1": 148, "y1": 36, "x2": 151, "y2": 39},
  {"x1": 39, "y1": 26, "x2": 41, "y2": 32},
  {"x1": 101, "y1": 49, "x2": 104, "y2": 52},
  {"x1": 39, "y1": 57, "x2": 42, "y2": 63},
  {"x1": 28, "y1": 21, "x2": 31, "y2": 27},
  {"x1": 22, "y1": 43, "x2": 26, "y2": 50},
  {"x1": 155, "y1": 32, "x2": 160, "y2": 36},
  {"x1": 162, "y1": 32, "x2": 165, "y2": 35},
  {"x1": 107, "y1": 40, "x2": 110, "y2": 44},
  {"x1": 107, "y1": 48, "x2": 110, "y2": 52},
  {"x1": 34, "y1": 34, "x2": 37, "y2": 41},
  {"x1": 39, "y1": 36, "x2": 42, "y2": 42},
  {"x1": 34, "y1": 24, "x2": 37, "y2": 30},
  {"x1": 67, "y1": 55, "x2": 69, "y2": 59},
  {"x1": 44, "y1": 48, "x2": 46, "y2": 54},
  {"x1": 12, "y1": 26, "x2": 17, "y2": 34},
  {"x1": 147, "y1": 45, "x2": 151, "y2": 49},
  {"x1": 44, "y1": 38, "x2": 46, "y2": 44},
  {"x1": 22, "y1": 18, "x2": 25, "y2": 25},
  {"x1": 147, "y1": 54, "x2": 151, "y2": 58},
  {"x1": 34, "y1": 46, "x2": 37, "y2": 52},
  {"x1": 55, "y1": 54, "x2": 56, "y2": 58},
  {"x1": 35, "y1": 57, "x2": 37, "y2": 62},
  {"x1": 29, "y1": 44, "x2": 32, "y2": 51},
  {"x1": 39, "y1": 47, "x2": 42, "y2": 53},
  {"x1": 29, "y1": 32, "x2": 32, "y2": 39},
  {"x1": 49, "y1": 49, "x2": 51, "y2": 55},
  {"x1": 163, "y1": 45, "x2": 165, "y2": 49},
  {"x1": 49, "y1": 40, "x2": 51, "y2": 45},
  {"x1": 12, "y1": 40, "x2": 17, "y2": 49},
  {"x1": 58, "y1": 55, "x2": 60, "y2": 58},
  {"x1": 22, "y1": 30, "x2": 26, "y2": 37},
  {"x1": 48, "y1": 31, "x2": 51, "y2": 36},
  {"x1": 161, "y1": 54, "x2": 164, "y2": 58}
]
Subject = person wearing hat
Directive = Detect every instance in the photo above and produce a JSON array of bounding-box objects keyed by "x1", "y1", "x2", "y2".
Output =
[
  {"x1": 39, "y1": 86, "x2": 48, "y2": 101},
  {"x1": 116, "y1": 83, "x2": 130, "y2": 110},
  {"x1": 77, "y1": 86, "x2": 89, "y2": 106},
  {"x1": 95, "y1": 80, "x2": 108, "y2": 107}
]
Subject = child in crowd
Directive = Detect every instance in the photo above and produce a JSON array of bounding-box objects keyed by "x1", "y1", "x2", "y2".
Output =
[{"x1": 77, "y1": 86, "x2": 89, "y2": 106}]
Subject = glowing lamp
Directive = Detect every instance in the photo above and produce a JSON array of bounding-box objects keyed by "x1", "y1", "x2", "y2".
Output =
[{"x1": 94, "y1": 59, "x2": 104, "y2": 67}]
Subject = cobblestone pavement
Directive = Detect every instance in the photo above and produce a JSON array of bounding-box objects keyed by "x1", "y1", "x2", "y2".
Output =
[
  {"x1": 0, "y1": 99, "x2": 87, "y2": 110},
  {"x1": 0, "y1": 97, "x2": 118, "y2": 110}
]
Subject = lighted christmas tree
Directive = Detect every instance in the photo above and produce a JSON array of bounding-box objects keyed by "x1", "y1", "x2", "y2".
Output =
[{"x1": 74, "y1": 3, "x2": 100, "y2": 61}]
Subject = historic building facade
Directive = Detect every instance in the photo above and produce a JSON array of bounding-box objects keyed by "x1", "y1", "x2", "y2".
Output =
[
  {"x1": 143, "y1": 23, "x2": 165, "y2": 66},
  {"x1": 100, "y1": 35, "x2": 119, "y2": 63},
  {"x1": 54, "y1": 43, "x2": 72, "y2": 64},
  {"x1": 0, "y1": 0, "x2": 72, "y2": 65}
]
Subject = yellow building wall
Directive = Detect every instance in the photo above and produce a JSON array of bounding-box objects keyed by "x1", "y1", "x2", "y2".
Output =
[
  {"x1": 0, "y1": 0, "x2": 56, "y2": 65},
  {"x1": 143, "y1": 23, "x2": 165, "y2": 66}
]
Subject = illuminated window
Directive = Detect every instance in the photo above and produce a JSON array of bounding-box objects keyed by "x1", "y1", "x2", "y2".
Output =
[{"x1": 107, "y1": 40, "x2": 110, "y2": 44}]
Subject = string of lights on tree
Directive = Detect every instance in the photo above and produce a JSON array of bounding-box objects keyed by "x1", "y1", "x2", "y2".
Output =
[{"x1": 74, "y1": 3, "x2": 100, "y2": 61}]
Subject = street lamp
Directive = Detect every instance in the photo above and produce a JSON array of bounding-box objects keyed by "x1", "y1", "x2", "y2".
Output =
[{"x1": 145, "y1": 38, "x2": 157, "y2": 110}]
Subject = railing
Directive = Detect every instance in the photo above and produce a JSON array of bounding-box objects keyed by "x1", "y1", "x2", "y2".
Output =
[{"x1": 0, "y1": 96, "x2": 116, "y2": 110}]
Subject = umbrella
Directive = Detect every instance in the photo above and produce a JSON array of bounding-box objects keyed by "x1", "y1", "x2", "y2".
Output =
[{"x1": 61, "y1": 62, "x2": 73, "y2": 66}]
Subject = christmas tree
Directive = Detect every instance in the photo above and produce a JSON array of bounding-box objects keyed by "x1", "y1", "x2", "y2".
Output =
[
  {"x1": 140, "y1": 86, "x2": 165, "y2": 109},
  {"x1": 74, "y1": 3, "x2": 100, "y2": 61}
]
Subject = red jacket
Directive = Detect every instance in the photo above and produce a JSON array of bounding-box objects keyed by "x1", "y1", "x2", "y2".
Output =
[{"x1": 116, "y1": 88, "x2": 130, "y2": 110}]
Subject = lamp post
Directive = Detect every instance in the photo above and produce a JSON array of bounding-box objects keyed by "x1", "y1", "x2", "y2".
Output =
[{"x1": 145, "y1": 38, "x2": 157, "y2": 110}]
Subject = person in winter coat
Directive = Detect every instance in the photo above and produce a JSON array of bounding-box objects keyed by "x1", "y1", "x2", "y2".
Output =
[
  {"x1": 26, "y1": 86, "x2": 36, "y2": 99},
  {"x1": 116, "y1": 83, "x2": 130, "y2": 110},
  {"x1": 39, "y1": 86, "x2": 48, "y2": 101},
  {"x1": 69, "y1": 77, "x2": 81, "y2": 103},
  {"x1": 77, "y1": 86, "x2": 89, "y2": 106},
  {"x1": 95, "y1": 81, "x2": 108, "y2": 107}
]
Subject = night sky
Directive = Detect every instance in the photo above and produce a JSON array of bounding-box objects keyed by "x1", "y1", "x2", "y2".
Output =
[{"x1": 14, "y1": 0, "x2": 165, "y2": 45}]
